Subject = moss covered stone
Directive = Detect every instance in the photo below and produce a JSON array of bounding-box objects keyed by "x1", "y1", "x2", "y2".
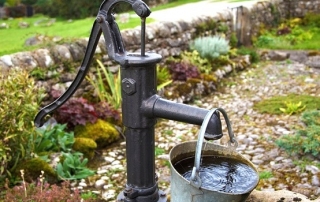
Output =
[
  {"x1": 14, "y1": 158, "x2": 57, "y2": 183},
  {"x1": 73, "y1": 137, "x2": 97, "y2": 159},
  {"x1": 74, "y1": 119, "x2": 120, "y2": 149}
]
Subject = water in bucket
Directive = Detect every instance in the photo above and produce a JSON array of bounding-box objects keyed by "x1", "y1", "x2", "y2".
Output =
[{"x1": 173, "y1": 155, "x2": 259, "y2": 194}]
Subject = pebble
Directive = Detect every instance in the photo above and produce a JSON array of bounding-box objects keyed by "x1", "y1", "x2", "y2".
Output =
[
  {"x1": 311, "y1": 175, "x2": 320, "y2": 186},
  {"x1": 306, "y1": 165, "x2": 320, "y2": 174},
  {"x1": 95, "y1": 179, "x2": 106, "y2": 189}
]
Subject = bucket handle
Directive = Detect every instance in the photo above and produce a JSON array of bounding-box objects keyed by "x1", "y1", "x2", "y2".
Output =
[{"x1": 190, "y1": 108, "x2": 238, "y2": 188}]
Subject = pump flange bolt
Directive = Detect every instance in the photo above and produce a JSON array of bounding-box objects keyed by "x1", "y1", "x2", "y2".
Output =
[
  {"x1": 122, "y1": 78, "x2": 136, "y2": 95},
  {"x1": 96, "y1": 16, "x2": 103, "y2": 23}
]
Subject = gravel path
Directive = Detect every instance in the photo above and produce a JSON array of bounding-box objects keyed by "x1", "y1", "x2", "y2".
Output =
[{"x1": 78, "y1": 60, "x2": 320, "y2": 201}]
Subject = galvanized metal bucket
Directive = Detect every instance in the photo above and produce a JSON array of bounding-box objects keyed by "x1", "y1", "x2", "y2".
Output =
[{"x1": 169, "y1": 108, "x2": 259, "y2": 202}]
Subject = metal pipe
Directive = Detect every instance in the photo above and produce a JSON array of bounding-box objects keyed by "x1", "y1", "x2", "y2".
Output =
[
  {"x1": 142, "y1": 96, "x2": 223, "y2": 140},
  {"x1": 153, "y1": 98, "x2": 208, "y2": 125}
]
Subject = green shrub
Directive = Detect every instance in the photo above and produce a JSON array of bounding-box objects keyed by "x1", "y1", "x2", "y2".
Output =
[
  {"x1": 189, "y1": 36, "x2": 230, "y2": 61},
  {"x1": 276, "y1": 110, "x2": 320, "y2": 157},
  {"x1": 0, "y1": 68, "x2": 45, "y2": 179},
  {"x1": 34, "y1": 124, "x2": 75, "y2": 153},
  {"x1": 180, "y1": 50, "x2": 212, "y2": 74},
  {"x1": 56, "y1": 152, "x2": 95, "y2": 180},
  {"x1": 302, "y1": 12, "x2": 320, "y2": 28},
  {"x1": 229, "y1": 32, "x2": 238, "y2": 48},
  {"x1": 255, "y1": 35, "x2": 274, "y2": 47}
]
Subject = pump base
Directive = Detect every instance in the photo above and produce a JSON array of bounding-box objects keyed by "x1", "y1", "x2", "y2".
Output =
[{"x1": 116, "y1": 190, "x2": 167, "y2": 202}]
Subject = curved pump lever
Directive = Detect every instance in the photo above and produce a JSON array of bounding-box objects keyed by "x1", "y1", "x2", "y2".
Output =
[{"x1": 34, "y1": 0, "x2": 151, "y2": 127}]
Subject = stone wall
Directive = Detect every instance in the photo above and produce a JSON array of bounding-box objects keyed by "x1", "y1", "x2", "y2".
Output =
[
  {"x1": 2, "y1": 0, "x2": 320, "y2": 71},
  {"x1": 0, "y1": 12, "x2": 233, "y2": 72}
]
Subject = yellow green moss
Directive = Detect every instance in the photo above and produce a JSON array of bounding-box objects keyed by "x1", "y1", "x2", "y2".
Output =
[
  {"x1": 73, "y1": 137, "x2": 97, "y2": 159},
  {"x1": 307, "y1": 50, "x2": 320, "y2": 56},
  {"x1": 14, "y1": 158, "x2": 57, "y2": 183},
  {"x1": 74, "y1": 119, "x2": 120, "y2": 149},
  {"x1": 175, "y1": 82, "x2": 193, "y2": 96},
  {"x1": 253, "y1": 94, "x2": 320, "y2": 115},
  {"x1": 201, "y1": 74, "x2": 217, "y2": 83}
]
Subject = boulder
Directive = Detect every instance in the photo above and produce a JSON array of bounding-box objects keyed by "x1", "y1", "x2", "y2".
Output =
[{"x1": 246, "y1": 190, "x2": 319, "y2": 202}]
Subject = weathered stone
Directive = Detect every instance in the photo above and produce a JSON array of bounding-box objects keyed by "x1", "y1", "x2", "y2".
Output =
[
  {"x1": 306, "y1": 56, "x2": 320, "y2": 69},
  {"x1": 33, "y1": 49, "x2": 54, "y2": 68},
  {"x1": 11, "y1": 52, "x2": 38, "y2": 69},
  {"x1": 50, "y1": 45, "x2": 73, "y2": 63},
  {"x1": 246, "y1": 190, "x2": 314, "y2": 202},
  {"x1": 268, "y1": 51, "x2": 290, "y2": 61},
  {"x1": 0, "y1": 55, "x2": 12, "y2": 68},
  {"x1": 67, "y1": 43, "x2": 86, "y2": 62}
]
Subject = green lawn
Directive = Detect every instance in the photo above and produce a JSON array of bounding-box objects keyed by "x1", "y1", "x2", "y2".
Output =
[
  {"x1": 1, "y1": 0, "x2": 210, "y2": 56},
  {"x1": 0, "y1": 14, "x2": 148, "y2": 56}
]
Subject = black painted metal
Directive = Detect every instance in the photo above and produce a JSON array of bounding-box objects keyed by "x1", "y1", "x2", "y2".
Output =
[{"x1": 34, "y1": 0, "x2": 224, "y2": 201}]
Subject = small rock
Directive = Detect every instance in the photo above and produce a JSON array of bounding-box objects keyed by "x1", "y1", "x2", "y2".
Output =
[
  {"x1": 97, "y1": 169, "x2": 108, "y2": 175},
  {"x1": 0, "y1": 22, "x2": 9, "y2": 29},
  {"x1": 79, "y1": 179, "x2": 87, "y2": 187},
  {"x1": 95, "y1": 179, "x2": 106, "y2": 189},
  {"x1": 311, "y1": 175, "x2": 320, "y2": 186},
  {"x1": 305, "y1": 165, "x2": 319, "y2": 174},
  {"x1": 104, "y1": 156, "x2": 115, "y2": 163},
  {"x1": 18, "y1": 21, "x2": 30, "y2": 28},
  {"x1": 268, "y1": 51, "x2": 290, "y2": 61}
]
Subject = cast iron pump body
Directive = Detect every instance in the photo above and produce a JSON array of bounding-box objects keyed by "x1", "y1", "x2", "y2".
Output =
[{"x1": 34, "y1": 0, "x2": 225, "y2": 201}]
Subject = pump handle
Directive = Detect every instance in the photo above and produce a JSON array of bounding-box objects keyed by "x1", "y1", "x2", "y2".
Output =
[{"x1": 34, "y1": 0, "x2": 151, "y2": 127}]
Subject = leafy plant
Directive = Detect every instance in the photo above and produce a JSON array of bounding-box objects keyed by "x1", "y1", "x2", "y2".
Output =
[
  {"x1": 0, "y1": 68, "x2": 45, "y2": 178},
  {"x1": 53, "y1": 96, "x2": 120, "y2": 129},
  {"x1": 167, "y1": 61, "x2": 200, "y2": 81},
  {"x1": 157, "y1": 65, "x2": 173, "y2": 91},
  {"x1": 56, "y1": 152, "x2": 95, "y2": 180},
  {"x1": 276, "y1": 110, "x2": 320, "y2": 157},
  {"x1": 181, "y1": 50, "x2": 212, "y2": 74},
  {"x1": 87, "y1": 60, "x2": 122, "y2": 110},
  {"x1": 34, "y1": 124, "x2": 75, "y2": 153},
  {"x1": 279, "y1": 101, "x2": 306, "y2": 115},
  {"x1": 189, "y1": 36, "x2": 230, "y2": 61}
]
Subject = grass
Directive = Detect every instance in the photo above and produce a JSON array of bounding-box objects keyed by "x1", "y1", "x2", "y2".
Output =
[
  {"x1": 259, "y1": 171, "x2": 273, "y2": 180},
  {"x1": 0, "y1": 14, "x2": 150, "y2": 56},
  {"x1": 0, "y1": 0, "x2": 258, "y2": 56}
]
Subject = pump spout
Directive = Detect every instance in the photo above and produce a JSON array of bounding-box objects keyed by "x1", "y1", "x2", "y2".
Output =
[{"x1": 142, "y1": 95, "x2": 223, "y2": 140}]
